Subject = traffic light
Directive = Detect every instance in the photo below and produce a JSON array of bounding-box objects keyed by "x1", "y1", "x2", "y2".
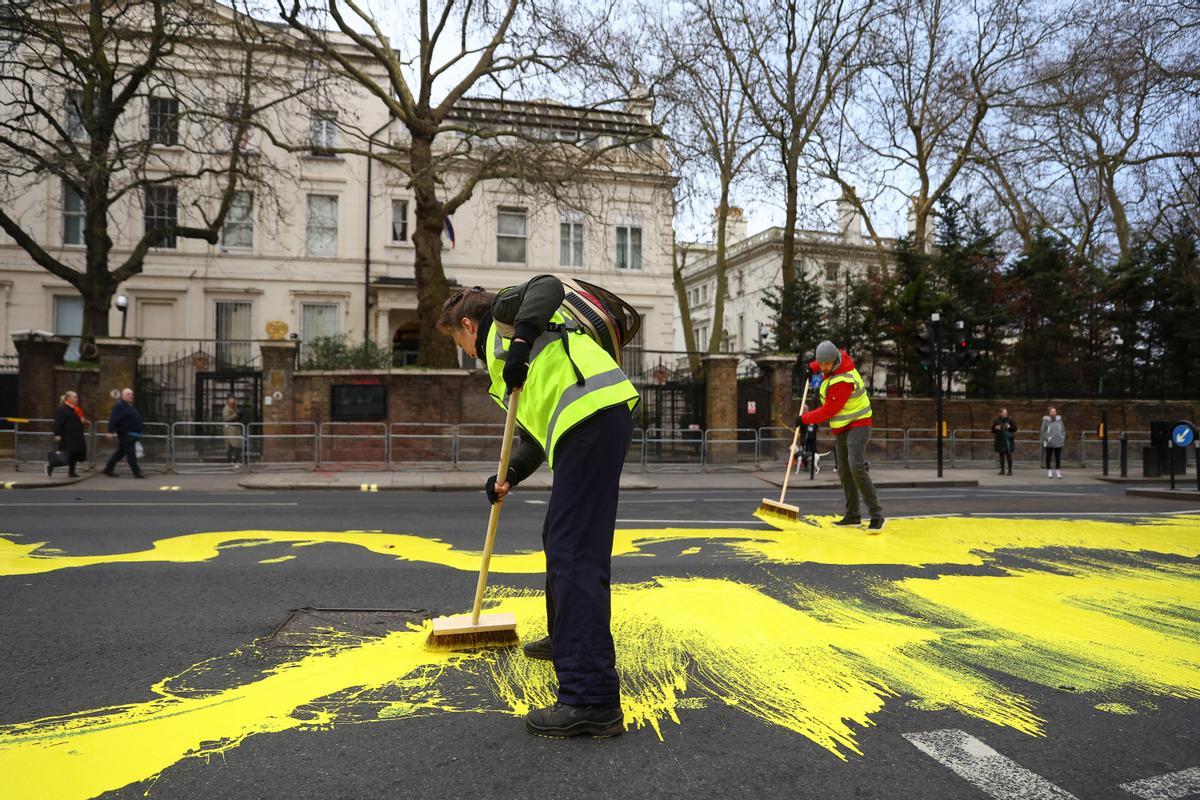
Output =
[{"x1": 916, "y1": 330, "x2": 934, "y2": 371}]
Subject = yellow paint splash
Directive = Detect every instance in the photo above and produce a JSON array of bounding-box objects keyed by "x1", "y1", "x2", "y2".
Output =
[
  {"x1": 1, "y1": 515, "x2": 1197, "y2": 799},
  {"x1": 257, "y1": 555, "x2": 296, "y2": 564},
  {"x1": 2, "y1": 514, "x2": 1197, "y2": 578},
  {"x1": 0, "y1": 629, "x2": 472, "y2": 800}
]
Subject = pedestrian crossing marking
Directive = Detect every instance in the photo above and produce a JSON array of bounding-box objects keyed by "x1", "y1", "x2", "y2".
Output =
[
  {"x1": 904, "y1": 729, "x2": 1078, "y2": 799},
  {"x1": 1120, "y1": 767, "x2": 1200, "y2": 800},
  {"x1": 3, "y1": 481, "x2": 15, "y2": 489},
  {"x1": 159, "y1": 485, "x2": 180, "y2": 491},
  {"x1": 360, "y1": 483, "x2": 378, "y2": 492}
]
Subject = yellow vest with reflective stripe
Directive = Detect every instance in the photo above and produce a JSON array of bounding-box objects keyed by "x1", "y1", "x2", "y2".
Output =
[
  {"x1": 486, "y1": 312, "x2": 639, "y2": 468},
  {"x1": 819, "y1": 367, "x2": 872, "y2": 431}
]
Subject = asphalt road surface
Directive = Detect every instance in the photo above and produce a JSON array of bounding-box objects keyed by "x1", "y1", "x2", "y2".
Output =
[{"x1": 1, "y1": 482, "x2": 1197, "y2": 800}]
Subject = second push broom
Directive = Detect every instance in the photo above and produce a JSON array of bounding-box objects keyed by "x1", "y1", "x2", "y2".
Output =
[
  {"x1": 757, "y1": 373, "x2": 812, "y2": 521},
  {"x1": 426, "y1": 388, "x2": 523, "y2": 651}
]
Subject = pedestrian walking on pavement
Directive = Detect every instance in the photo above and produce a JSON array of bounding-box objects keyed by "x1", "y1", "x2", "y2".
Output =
[
  {"x1": 48, "y1": 390, "x2": 88, "y2": 478},
  {"x1": 795, "y1": 340, "x2": 885, "y2": 532},
  {"x1": 1041, "y1": 406, "x2": 1066, "y2": 479},
  {"x1": 438, "y1": 275, "x2": 639, "y2": 739},
  {"x1": 992, "y1": 408, "x2": 1017, "y2": 475},
  {"x1": 104, "y1": 387, "x2": 145, "y2": 478},
  {"x1": 222, "y1": 395, "x2": 244, "y2": 466}
]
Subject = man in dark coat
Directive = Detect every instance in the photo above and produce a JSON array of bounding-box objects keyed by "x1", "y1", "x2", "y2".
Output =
[
  {"x1": 49, "y1": 390, "x2": 88, "y2": 478},
  {"x1": 992, "y1": 408, "x2": 1017, "y2": 475},
  {"x1": 104, "y1": 387, "x2": 145, "y2": 478}
]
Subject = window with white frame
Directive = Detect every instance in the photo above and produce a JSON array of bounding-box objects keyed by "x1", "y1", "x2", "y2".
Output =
[
  {"x1": 560, "y1": 217, "x2": 583, "y2": 267},
  {"x1": 148, "y1": 96, "x2": 179, "y2": 145},
  {"x1": 144, "y1": 185, "x2": 178, "y2": 248},
  {"x1": 221, "y1": 191, "x2": 253, "y2": 250},
  {"x1": 616, "y1": 223, "x2": 642, "y2": 270},
  {"x1": 54, "y1": 295, "x2": 83, "y2": 362},
  {"x1": 63, "y1": 181, "x2": 84, "y2": 245},
  {"x1": 225, "y1": 100, "x2": 253, "y2": 152},
  {"x1": 301, "y1": 302, "x2": 340, "y2": 360},
  {"x1": 306, "y1": 195, "x2": 338, "y2": 257},
  {"x1": 215, "y1": 300, "x2": 252, "y2": 367},
  {"x1": 391, "y1": 199, "x2": 408, "y2": 242},
  {"x1": 497, "y1": 207, "x2": 527, "y2": 263},
  {"x1": 310, "y1": 110, "x2": 337, "y2": 156},
  {"x1": 64, "y1": 90, "x2": 86, "y2": 140}
]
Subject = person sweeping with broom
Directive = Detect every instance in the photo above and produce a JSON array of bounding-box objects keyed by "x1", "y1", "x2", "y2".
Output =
[
  {"x1": 436, "y1": 275, "x2": 639, "y2": 738},
  {"x1": 795, "y1": 340, "x2": 885, "y2": 532}
]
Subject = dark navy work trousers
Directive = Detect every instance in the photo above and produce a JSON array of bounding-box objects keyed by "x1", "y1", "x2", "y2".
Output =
[{"x1": 541, "y1": 403, "x2": 632, "y2": 707}]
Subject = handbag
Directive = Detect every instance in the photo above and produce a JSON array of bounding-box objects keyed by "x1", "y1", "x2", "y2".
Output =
[{"x1": 48, "y1": 450, "x2": 69, "y2": 467}]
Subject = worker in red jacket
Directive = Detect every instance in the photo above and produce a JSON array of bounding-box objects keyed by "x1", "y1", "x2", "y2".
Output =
[{"x1": 795, "y1": 340, "x2": 885, "y2": 531}]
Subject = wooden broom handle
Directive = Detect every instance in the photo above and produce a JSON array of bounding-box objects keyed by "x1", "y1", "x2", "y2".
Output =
[
  {"x1": 470, "y1": 388, "x2": 521, "y2": 624},
  {"x1": 778, "y1": 376, "x2": 812, "y2": 503}
]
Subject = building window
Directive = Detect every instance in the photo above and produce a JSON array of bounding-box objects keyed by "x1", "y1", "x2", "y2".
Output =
[
  {"x1": 560, "y1": 219, "x2": 583, "y2": 267},
  {"x1": 616, "y1": 224, "x2": 642, "y2": 270},
  {"x1": 301, "y1": 302, "x2": 340, "y2": 361},
  {"x1": 825, "y1": 261, "x2": 840, "y2": 282},
  {"x1": 215, "y1": 300, "x2": 252, "y2": 367},
  {"x1": 225, "y1": 101, "x2": 253, "y2": 152},
  {"x1": 221, "y1": 191, "x2": 253, "y2": 250},
  {"x1": 310, "y1": 110, "x2": 337, "y2": 156},
  {"x1": 868, "y1": 264, "x2": 881, "y2": 283},
  {"x1": 54, "y1": 295, "x2": 83, "y2": 362},
  {"x1": 64, "y1": 90, "x2": 86, "y2": 140},
  {"x1": 148, "y1": 96, "x2": 180, "y2": 145},
  {"x1": 497, "y1": 207, "x2": 527, "y2": 263},
  {"x1": 144, "y1": 185, "x2": 178, "y2": 249},
  {"x1": 306, "y1": 195, "x2": 338, "y2": 257},
  {"x1": 63, "y1": 182, "x2": 84, "y2": 245},
  {"x1": 391, "y1": 199, "x2": 408, "y2": 242},
  {"x1": 736, "y1": 271, "x2": 744, "y2": 297}
]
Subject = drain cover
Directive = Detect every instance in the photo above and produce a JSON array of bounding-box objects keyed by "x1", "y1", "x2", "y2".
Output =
[{"x1": 264, "y1": 607, "x2": 429, "y2": 648}]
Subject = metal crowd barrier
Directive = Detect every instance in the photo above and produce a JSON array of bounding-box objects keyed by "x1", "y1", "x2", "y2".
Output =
[
  {"x1": 389, "y1": 422, "x2": 457, "y2": 469},
  {"x1": 643, "y1": 427, "x2": 704, "y2": 472},
  {"x1": 454, "y1": 423, "x2": 518, "y2": 467},
  {"x1": 11, "y1": 418, "x2": 57, "y2": 466},
  {"x1": 136, "y1": 422, "x2": 172, "y2": 470},
  {"x1": 701, "y1": 428, "x2": 758, "y2": 472},
  {"x1": 170, "y1": 421, "x2": 245, "y2": 473},
  {"x1": 247, "y1": 422, "x2": 318, "y2": 471},
  {"x1": 317, "y1": 422, "x2": 388, "y2": 468}
]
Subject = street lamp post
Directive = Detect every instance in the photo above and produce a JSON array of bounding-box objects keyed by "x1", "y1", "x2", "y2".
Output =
[
  {"x1": 115, "y1": 294, "x2": 129, "y2": 338},
  {"x1": 932, "y1": 312, "x2": 943, "y2": 478}
]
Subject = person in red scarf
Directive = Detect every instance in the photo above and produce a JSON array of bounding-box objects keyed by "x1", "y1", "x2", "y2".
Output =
[{"x1": 49, "y1": 390, "x2": 88, "y2": 478}]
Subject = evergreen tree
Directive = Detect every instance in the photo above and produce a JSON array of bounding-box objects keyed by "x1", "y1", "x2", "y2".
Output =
[{"x1": 763, "y1": 276, "x2": 825, "y2": 353}]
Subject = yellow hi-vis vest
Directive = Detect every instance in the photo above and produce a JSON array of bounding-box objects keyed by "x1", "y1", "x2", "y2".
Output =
[
  {"x1": 819, "y1": 366, "x2": 873, "y2": 432},
  {"x1": 486, "y1": 311, "x2": 639, "y2": 468}
]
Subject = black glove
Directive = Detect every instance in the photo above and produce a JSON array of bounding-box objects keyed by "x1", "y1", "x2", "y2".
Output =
[
  {"x1": 793, "y1": 414, "x2": 805, "y2": 430},
  {"x1": 504, "y1": 339, "x2": 531, "y2": 394},
  {"x1": 485, "y1": 474, "x2": 501, "y2": 504}
]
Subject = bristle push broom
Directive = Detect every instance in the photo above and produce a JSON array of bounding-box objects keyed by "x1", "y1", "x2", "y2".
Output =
[
  {"x1": 426, "y1": 388, "x2": 523, "y2": 651},
  {"x1": 757, "y1": 375, "x2": 811, "y2": 521}
]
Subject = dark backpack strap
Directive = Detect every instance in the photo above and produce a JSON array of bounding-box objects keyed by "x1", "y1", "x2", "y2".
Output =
[{"x1": 546, "y1": 321, "x2": 586, "y2": 386}]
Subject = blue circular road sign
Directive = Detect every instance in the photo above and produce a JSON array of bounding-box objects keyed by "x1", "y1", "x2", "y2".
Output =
[{"x1": 1172, "y1": 422, "x2": 1196, "y2": 448}]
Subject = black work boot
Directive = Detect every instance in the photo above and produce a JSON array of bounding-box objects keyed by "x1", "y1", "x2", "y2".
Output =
[
  {"x1": 525, "y1": 703, "x2": 624, "y2": 738},
  {"x1": 522, "y1": 636, "x2": 552, "y2": 661},
  {"x1": 833, "y1": 516, "x2": 863, "y2": 526}
]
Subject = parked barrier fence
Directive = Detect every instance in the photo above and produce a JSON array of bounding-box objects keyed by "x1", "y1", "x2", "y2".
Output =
[
  {"x1": 389, "y1": 423, "x2": 457, "y2": 469},
  {"x1": 318, "y1": 422, "x2": 388, "y2": 468},
  {"x1": 9, "y1": 420, "x2": 1170, "y2": 473},
  {"x1": 247, "y1": 422, "x2": 318, "y2": 471},
  {"x1": 170, "y1": 421, "x2": 244, "y2": 473}
]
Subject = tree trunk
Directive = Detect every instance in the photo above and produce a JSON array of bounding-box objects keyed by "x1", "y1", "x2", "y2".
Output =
[
  {"x1": 81, "y1": 283, "x2": 114, "y2": 343},
  {"x1": 410, "y1": 135, "x2": 457, "y2": 367},
  {"x1": 778, "y1": 142, "x2": 800, "y2": 350},
  {"x1": 672, "y1": 246, "x2": 701, "y2": 377}
]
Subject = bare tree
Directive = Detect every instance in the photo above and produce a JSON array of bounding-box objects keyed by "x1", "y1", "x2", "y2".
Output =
[
  {"x1": 970, "y1": 0, "x2": 1200, "y2": 262},
  {"x1": 813, "y1": 0, "x2": 1050, "y2": 254},
  {"x1": 653, "y1": 5, "x2": 761, "y2": 356},
  {"x1": 272, "y1": 0, "x2": 661, "y2": 367},
  {"x1": 0, "y1": 0, "x2": 294, "y2": 341},
  {"x1": 704, "y1": 0, "x2": 880, "y2": 341}
]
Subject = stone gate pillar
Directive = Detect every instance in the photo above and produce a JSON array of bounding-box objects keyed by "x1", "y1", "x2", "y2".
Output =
[
  {"x1": 13, "y1": 333, "x2": 68, "y2": 419},
  {"x1": 703, "y1": 354, "x2": 739, "y2": 465}
]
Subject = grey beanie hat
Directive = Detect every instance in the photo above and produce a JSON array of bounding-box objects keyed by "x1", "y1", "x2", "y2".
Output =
[{"x1": 815, "y1": 340, "x2": 840, "y2": 364}]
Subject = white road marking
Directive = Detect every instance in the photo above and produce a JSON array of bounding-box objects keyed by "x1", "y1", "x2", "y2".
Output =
[
  {"x1": 0, "y1": 502, "x2": 300, "y2": 507},
  {"x1": 1120, "y1": 767, "x2": 1200, "y2": 800},
  {"x1": 903, "y1": 729, "x2": 1079, "y2": 799},
  {"x1": 524, "y1": 499, "x2": 547, "y2": 505}
]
